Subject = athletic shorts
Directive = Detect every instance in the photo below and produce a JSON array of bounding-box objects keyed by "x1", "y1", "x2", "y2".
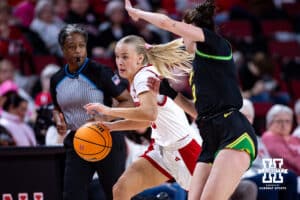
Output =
[
  {"x1": 142, "y1": 135, "x2": 201, "y2": 190},
  {"x1": 196, "y1": 109, "x2": 257, "y2": 166}
]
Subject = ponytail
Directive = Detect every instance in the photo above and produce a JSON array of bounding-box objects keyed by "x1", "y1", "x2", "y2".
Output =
[
  {"x1": 146, "y1": 38, "x2": 194, "y2": 79},
  {"x1": 119, "y1": 35, "x2": 194, "y2": 80}
]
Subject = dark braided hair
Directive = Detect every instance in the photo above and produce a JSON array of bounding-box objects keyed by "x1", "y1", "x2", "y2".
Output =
[{"x1": 183, "y1": 0, "x2": 216, "y2": 31}]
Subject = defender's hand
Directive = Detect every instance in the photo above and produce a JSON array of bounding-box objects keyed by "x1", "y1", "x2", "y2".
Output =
[{"x1": 125, "y1": 0, "x2": 140, "y2": 21}]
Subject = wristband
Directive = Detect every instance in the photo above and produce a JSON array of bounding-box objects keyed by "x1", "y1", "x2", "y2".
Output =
[{"x1": 159, "y1": 79, "x2": 178, "y2": 99}]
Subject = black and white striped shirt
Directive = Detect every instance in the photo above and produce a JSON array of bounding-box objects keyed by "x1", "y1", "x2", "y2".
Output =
[{"x1": 50, "y1": 58, "x2": 127, "y2": 131}]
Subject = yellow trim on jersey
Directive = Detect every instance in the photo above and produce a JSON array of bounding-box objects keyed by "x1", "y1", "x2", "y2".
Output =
[{"x1": 189, "y1": 71, "x2": 196, "y2": 103}]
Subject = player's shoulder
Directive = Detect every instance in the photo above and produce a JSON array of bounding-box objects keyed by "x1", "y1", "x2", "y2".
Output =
[
  {"x1": 136, "y1": 66, "x2": 159, "y2": 79},
  {"x1": 145, "y1": 65, "x2": 159, "y2": 74}
]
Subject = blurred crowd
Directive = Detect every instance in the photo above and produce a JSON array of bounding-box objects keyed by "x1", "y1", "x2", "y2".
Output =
[{"x1": 0, "y1": 0, "x2": 300, "y2": 199}]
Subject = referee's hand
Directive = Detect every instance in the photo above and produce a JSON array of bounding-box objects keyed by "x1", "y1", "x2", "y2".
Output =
[{"x1": 53, "y1": 110, "x2": 67, "y2": 136}]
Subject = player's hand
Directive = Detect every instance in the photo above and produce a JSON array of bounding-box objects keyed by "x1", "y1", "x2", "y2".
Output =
[
  {"x1": 147, "y1": 76, "x2": 162, "y2": 94},
  {"x1": 53, "y1": 110, "x2": 67, "y2": 136},
  {"x1": 86, "y1": 110, "x2": 105, "y2": 122},
  {"x1": 125, "y1": 0, "x2": 140, "y2": 21},
  {"x1": 84, "y1": 103, "x2": 110, "y2": 116},
  {"x1": 97, "y1": 121, "x2": 112, "y2": 131}
]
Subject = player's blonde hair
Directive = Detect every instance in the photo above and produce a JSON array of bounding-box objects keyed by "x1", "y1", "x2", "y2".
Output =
[{"x1": 117, "y1": 35, "x2": 194, "y2": 79}]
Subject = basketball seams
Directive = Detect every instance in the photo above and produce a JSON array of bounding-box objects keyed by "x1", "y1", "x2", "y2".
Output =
[
  {"x1": 73, "y1": 123, "x2": 112, "y2": 162},
  {"x1": 74, "y1": 137, "x2": 111, "y2": 157},
  {"x1": 74, "y1": 136, "x2": 112, "y2": 148},
  {"x1": 86, "y1": 125, "x2": 112, "y2": 148},
  {"x1": 86, "y1": 125, "x2": 106, "y2": 140}
]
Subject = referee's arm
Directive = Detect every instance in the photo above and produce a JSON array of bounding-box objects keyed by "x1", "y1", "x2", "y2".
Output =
[{"x1": 114, "y1": 89, "x2": 134, "y2": 108}]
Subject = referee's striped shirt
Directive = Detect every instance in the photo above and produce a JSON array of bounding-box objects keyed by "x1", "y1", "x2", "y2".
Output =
[{"x1": 50, "y1": 58, "x2": 127, "y2": 131}]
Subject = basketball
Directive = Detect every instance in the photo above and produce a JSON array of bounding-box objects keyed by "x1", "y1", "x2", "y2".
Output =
[{"x1": 73, "y1": 122, "x2": 112, "y2": 162}]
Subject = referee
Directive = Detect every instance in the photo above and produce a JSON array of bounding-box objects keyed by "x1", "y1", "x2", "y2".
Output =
[{"x1": 50, "y1": 24, "x2": 133, "y2": 200}]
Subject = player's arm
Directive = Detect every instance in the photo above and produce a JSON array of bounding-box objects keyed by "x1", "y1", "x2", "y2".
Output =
[
  {"x1": 148, "y1": 77, "x2": 197, "y2": 119},
  {"x1": 114, "y1": 89, "x2": 135, "y2": 108},
  {"x1": 174, "y1": 93, "x2": 197, "y2": 119},
  {"x1": 97, "y1": 89, "x2": 135, "y2": 122},
  {"x1": 102, "y1": 120, "x2": 151, "y2": 132},
  {"x1": 85, "y1": 90, "x2": 158, "y2": 121},
  {"x1": 125, "y1": 0, "x2": 204, "y2": 42},
  {"x1": 52, "y1": 109, "x2": 68, "y2": 135}
]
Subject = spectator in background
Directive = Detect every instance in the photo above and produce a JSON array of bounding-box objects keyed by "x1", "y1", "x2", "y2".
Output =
[
  {"x1": 248, "y1": 0, "x2": 288, "y2": 20},
  {"x1": 262, "y1": 104, "x2": 300, "y2": 175},
  {"x1": 0, "y1": 92, "x2": 36, "y2": 146},
  {"x1": 64, "y1": 0, "x2": 99, "y2": 28},
  {"x1": 293, "y1": 99, "x2": 300, "y2": 138},
  {"x1": 239, "y1": 51, "x2": 290, "y2": 105},
  {"x1": 33, "y1": 64, "x2": 60, "y2": 145},
  {"x1": 93, "y1": 0, "x2": 138, "y2": 58},
  {"x1": 0, "y1": 1, "x2": 33, "y2": 57},
  {"x1": 241, "y1": 99, "x2": 298, "y2": 200},
  {"x1": 12, "y1": 0, "x2": 50, "y2": 57},
  {"x1": 0, "y1": 124, "x2": 15, "y2": 146},
  {"x1": 282, "y1": 59, "x2": 300, "y2": 81},
  {"x1": 0, "y1": 59, "x2": 14, "y2": 85},
  {"x1": 64, "y1": 0, "x2": 100, "y2": 55},
  {"x1": 13, "y1": 0, "x2": 37, "y2": 28},
  {"x1": 30, "y1": 0, "x2": 66, "y2": 57},
  {"x1": 0, "y1": 80, "x2": 18, "y2": 112},
  {"x1": 0, "y1": 59, "x2": 36, "y2": 122},
  {"x1": 134, "y1": 0, "x2": 152, "y2": 11},
  {"x1": 34, "y1": 64, "x2": 60, "y2": 108},
  {"x1": 53, "y1": 0, "x2": 69, "y2": 21},
  {"x1": 175, "y1": 0, "x2": 198, "y2": 14}
]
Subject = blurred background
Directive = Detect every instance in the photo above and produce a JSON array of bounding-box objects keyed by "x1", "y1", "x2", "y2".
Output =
[{"x1": 0, "y1": 0, "x2": 300, "y2": 200}]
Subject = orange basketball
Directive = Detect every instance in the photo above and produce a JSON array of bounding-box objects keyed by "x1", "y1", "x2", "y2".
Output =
[{"x1": 73, "y1": 122, "x2": 112, "y2": 162}]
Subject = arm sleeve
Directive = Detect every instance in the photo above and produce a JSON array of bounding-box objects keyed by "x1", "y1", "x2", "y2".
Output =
[
  {"x1": 159, "y1": 78, "x2": 178, "y2": 99},
  {"x1": 133, "y1": 70, "x2": 156, "y2": 95}
]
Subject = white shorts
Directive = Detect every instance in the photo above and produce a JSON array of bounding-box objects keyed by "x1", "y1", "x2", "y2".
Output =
[{"x1": 142, "y1": 135, "x2": 201, "y2": 190}]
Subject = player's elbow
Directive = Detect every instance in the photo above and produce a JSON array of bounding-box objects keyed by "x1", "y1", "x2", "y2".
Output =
[
  {"x1": 149, "y1": 110, "x2": 158, "y2": 122},
  {"x1": 143, "y1": 107, "x2": 158, "y2": 122},
  {"x1": 160, "y1": 15, "x2": 172, "y2": 30}
]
